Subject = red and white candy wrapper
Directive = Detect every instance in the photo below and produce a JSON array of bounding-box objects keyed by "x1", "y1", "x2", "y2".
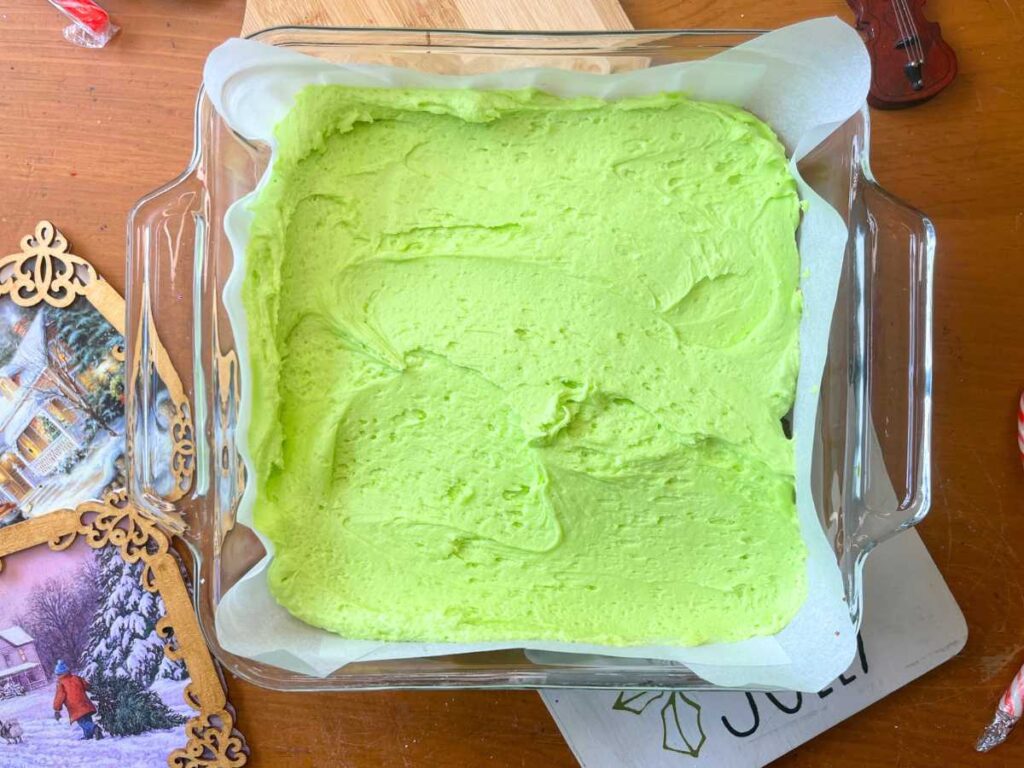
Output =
[
  {"x1": 47, "y1": 0, "x2": 118, "y2": 48},
  {"x1": 1018, "y1": 391, "x2": 1024, "y2": 465},
  {"x1": 977, "y1": 662, "x2": 1024, "y2": 751},
  {"x1": 975, "y1": 390, "x2": 1024, "y2": 752}
]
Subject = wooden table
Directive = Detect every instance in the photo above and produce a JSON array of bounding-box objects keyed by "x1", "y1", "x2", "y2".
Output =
[{"x1": 2, "y1": 1, "x2": 1023, "y2": 765}]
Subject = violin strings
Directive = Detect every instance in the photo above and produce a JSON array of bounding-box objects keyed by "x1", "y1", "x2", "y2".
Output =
[
  {"x1": 889, "y1": 0, "x2": 915, "y2": 66},
  {"x1": 899, "y1": 0, "x2": 926, "y2": 64},
  {"x1": 888, "y1": 0, "x2": 913, "y2": 64},
  {"x1": 892, "y1": 0, "x2": 925, "y2": 66}
]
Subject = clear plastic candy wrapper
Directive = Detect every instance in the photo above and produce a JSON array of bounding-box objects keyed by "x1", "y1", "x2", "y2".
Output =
[{"x1": 48, "y1": 0, "x2": 119, "y2": 49}]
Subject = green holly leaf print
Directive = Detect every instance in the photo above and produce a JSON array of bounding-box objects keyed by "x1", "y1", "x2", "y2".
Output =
[
  {"x1": 612, "y1": 690, "x2": 666, "y2": 715},
  {"x1": 660, "y1": 693, "x2": 705, "y2": 757}
]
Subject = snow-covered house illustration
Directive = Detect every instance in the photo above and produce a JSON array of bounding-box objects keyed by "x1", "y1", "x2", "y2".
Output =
[
  {"x1": 0, "y1": 625, "x2": 47, "y2": 691},
  {"x1": 0, "y1": 311, "x2": 91, "y2": 504}
]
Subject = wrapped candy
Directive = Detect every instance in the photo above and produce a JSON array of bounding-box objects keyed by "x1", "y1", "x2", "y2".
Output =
[
  {"x1": 977, "y1": 663, "x2": 1024, "y2": 751},
  {"x1": 1018, "y1": 390, "x2": 1024, "y2": 465},
  {"x1": 47, "y1": 0, "x2": 118, "y2": 48},
  {"x1": 975, "y1": 391, "x2": 1024, "y2": 752}
]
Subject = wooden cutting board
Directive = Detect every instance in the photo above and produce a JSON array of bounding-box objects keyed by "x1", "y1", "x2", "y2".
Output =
[{"x1": 241, "y1": 0, "x2": 633, "y2": 36}]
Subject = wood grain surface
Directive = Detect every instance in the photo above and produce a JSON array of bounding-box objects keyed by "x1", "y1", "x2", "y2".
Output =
[
  {"x1": 242, "y1": 0, "x2": 632, "y2": 35},
  {"x1": 1, "y1": 1, "x2": 1023, "y2": 766}
]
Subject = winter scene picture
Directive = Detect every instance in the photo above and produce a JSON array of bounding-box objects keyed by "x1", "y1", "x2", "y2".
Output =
[
  {"x1": 0, "y1": 537, "x2": 193, "y2": 767},
  {"x1": 0, "y1": 300, "x2": 125, "y2": 529}
]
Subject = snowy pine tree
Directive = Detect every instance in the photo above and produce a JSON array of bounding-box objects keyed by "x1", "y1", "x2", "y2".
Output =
[
  {"x1": 83, "y1": 545, "x2": 185, "y2": 686},
  {"x1": 90, "y1": 673, "x2": 186, "y2": 736},
  {"x1": 158, "y1": 649, "x2": 188, "y2": 681}
]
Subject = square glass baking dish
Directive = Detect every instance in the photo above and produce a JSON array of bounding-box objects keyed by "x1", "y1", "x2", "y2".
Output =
[{"x1": 125, "y1": 26, "x2": 934, "y2": 691}]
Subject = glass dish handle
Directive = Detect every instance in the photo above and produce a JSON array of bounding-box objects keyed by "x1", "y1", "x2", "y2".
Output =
[
  {"x1": 853, "y1": 178, "x2": 935, "y2": 550},
  {"x1": 125, "y1": 167, "x2": 206, "y2": 530}
]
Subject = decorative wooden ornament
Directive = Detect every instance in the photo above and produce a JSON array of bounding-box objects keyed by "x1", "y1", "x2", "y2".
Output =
[
  {"x1": 0, "y1": 221, "x2": 195, "y2": 523},
  {"x1": 0, "y1": 493, "x2": 248, "y2": 767},
  {"x1": 0, "y1": 221, "x2": 245, "y2": 766}
]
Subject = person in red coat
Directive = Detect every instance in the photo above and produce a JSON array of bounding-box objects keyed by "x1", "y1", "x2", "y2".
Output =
[{"x1": 52, "y1": 660, "x2": 103, "y2": 740}]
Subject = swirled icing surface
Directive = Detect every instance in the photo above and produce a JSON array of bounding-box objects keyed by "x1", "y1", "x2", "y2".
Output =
[{"x1": 243, "y1": 86, "x2": 806, "y2": 645}]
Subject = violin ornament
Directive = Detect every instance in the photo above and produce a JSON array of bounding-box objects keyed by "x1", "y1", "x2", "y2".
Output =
[{"x1": 847, "y1": 0, "x2": 958, "y2": 109}]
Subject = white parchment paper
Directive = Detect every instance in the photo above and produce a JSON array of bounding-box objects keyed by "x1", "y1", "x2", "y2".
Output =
[{"x1": 204, "y1": 17, "x2": 871, "y2": 691}]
